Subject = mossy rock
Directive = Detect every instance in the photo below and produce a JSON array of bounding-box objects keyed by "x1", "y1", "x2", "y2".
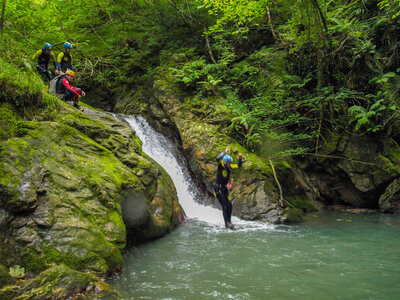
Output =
[
  {"x1": 0, "y1": 102, "x2": 182, "y2": 297},
  {"x1": 0, "y1": 264, "x2": 13, "y2": 287},
  {"x1": 12, "y1": 264, "x2": 116, "y2": 300},
  {"x1": 0, "y1": 102, "x2": 22, "y2": 141},
  {"x1": 283, "y1": 207, "x2": 303, "y2": 223},
  {"x1": 379, "y1": 179, "x2": 400, "y2": 213}
]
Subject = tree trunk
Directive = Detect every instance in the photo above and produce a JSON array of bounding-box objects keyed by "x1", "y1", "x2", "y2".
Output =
[
  {"x1": 310, "y1": 0, "x2": 328, "y2": 33},
  {"x1": 204, "y1": 29, "x2": 217, "y2": 64},
  {"x1": 0, "y1": 0, "x2": 6, "y2": 36}
]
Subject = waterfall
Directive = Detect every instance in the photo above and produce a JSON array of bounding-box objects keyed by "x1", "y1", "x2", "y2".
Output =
[{"x1": 124, "y1": 115, "x2": 274, "y2": 230}]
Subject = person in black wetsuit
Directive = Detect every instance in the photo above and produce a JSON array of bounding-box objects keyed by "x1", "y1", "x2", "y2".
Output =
[
  {"x1": 32, "y1": 43, "x2": 58, "y2": 80},
  {"x1": 213, "y1": 148, "x2": 243, "y2": 229}
]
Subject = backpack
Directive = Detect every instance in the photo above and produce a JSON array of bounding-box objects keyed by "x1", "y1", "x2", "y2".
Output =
[{"x1": 48, "y1": 75, "x2": 63, "y2": 94}]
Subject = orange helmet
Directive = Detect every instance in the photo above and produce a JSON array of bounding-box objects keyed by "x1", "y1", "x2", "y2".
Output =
[{"x1": 65, "y1": 69, "x2": 75, "y2": 77}]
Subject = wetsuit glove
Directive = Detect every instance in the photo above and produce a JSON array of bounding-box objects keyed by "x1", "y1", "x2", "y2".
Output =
[{"x1": 216, "y1": 151, "x2": 226, "y2": 162}]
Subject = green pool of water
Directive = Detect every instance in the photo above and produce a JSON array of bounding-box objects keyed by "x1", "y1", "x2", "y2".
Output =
[{"x1": 110, "y1": 212, "x2": 400, "y2": 299}]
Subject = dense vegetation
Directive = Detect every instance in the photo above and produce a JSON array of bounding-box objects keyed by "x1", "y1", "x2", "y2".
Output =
[{"x1": 2, "y1": 0, "x2": 400, "y2": 157}]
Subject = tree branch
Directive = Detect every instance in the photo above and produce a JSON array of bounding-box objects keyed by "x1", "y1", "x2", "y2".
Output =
[
  {"x1": 269, "y1": 160, "x2": 285, "y2": 208},
  {"x1": 311, "y1": 0, "x2": 328, "y2": 33},
  {"x1": 0, "y1": 0, "x2": 6, "y2": 36},
  {"x1": 204, "y1": 28, "x2": 217, "y2": 64},
  {"x1": 266, "y1": 5, "x2": 279, "y2": 40},
  {"x1": 166, "y1": 0, "x2": 191, "y2": 28}
]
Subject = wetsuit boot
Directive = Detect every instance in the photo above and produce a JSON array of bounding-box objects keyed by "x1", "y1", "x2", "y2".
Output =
[
  {"x1": 73, "y1": 103, "x2": 84, "y2": 111},
  {"x1": 72, "y1": 96, "x2": 84, "y2": 112},
  {"x1": 225, "y1": 222, "x2": 235, "y2": 229},
  {"x1": 225, "y1": 196, "x2": 234, "y2": 229}
]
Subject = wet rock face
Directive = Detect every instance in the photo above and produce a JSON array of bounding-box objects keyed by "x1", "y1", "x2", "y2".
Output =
[
  {"x1": 121, "y1": 192, "x2": 149, "y2": 228},
  {"x1": 0, "y1": 102, "x2": 181, "y2": 298},
  {"x1": 301, "y1": 133, "x2": 400, "y2": 209},
  {"x1": 379, "y1": 179, "x2": 400, "y2": 213},
  {"x1": 232, "y1": 179, "x2": 285, "y2": 223}
]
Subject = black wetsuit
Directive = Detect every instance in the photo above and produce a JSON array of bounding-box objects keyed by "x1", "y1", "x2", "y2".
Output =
[
  {"x1": 214, "y1": 152, "x2": 242, "y2": 224},
  {"x1": 33, "y1": 49, "x2": 56, "y2": 80}
]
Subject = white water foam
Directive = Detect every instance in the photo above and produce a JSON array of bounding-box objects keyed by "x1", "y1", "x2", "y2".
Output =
[{"x1": 123, "y1": 115, "x2": 275, "y2": 231}]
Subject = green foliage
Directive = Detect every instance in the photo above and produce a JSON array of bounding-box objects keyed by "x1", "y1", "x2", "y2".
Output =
[
  {"x1": 197, "y1": 75, "x2": 222, "y2": 96},
  {"x1": 0, "y1": 57, "x2": 60, "y2": 120},
  {"x1": 378, "y1": 0, "x2": 400, "y2": 18},
  {"x1": 0, "y1": 58, "x2": 45, "y2": 107},
  {"x1": 9, "y1": 265, "x2": 25, "y2": 279},
  {"x1": 200, "y1": 0, "x2": 268, "y2": 35},
  {"x1": 348, "y1": 92, "x2": 396, "y2": 132},
  {"x1": 170, "y1": 59, "x2": 207, "y2": 88},
  {"x1": 370, "y1": 72, "x2": 397, "y2": 84},
  {"x1": 2, "y1": 0, "x2": 400, "y2": 157}
]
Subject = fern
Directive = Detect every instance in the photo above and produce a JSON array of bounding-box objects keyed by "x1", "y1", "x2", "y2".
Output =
[
  {"x1": 197, "y1": 75, "x2": 223, "y2": 96},
  {"x1": 348, "y1": 98, "x2": 387, "y2": 132},
  {"x1": 245, "y1": 132, "x2": 261, "y2": 150}
]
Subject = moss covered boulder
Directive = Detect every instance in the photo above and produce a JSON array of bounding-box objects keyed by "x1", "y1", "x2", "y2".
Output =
[
  {"x1": 0, "y1": 100, "x2": 182, "y2": 298},
  {"x1": 379, "y1": 179, "x2": 400, "y2": 213}
]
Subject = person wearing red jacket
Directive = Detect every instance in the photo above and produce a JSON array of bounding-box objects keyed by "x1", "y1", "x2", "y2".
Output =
[{"x1": 55, "y1": 69, "x2": 86, "y2": 111}]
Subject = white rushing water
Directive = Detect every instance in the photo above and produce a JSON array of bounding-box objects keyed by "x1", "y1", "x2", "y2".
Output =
[{"x1": 124, "y1": 115, "x2": 275, "y2": 231}]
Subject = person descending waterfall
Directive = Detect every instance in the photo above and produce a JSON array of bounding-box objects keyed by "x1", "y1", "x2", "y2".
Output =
[{"x1": 213, "y1": 148, "x2": 243, "y2": 229}]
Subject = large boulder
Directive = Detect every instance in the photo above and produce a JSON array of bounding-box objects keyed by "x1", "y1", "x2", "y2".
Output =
[{"x1": 0, "y1": 101, "x2": 182, "y2": 298}]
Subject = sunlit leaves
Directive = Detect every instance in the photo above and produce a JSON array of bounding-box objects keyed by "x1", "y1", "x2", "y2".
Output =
[{"x1": 200, "y1": 0, "x2": 269, "y2": 35}]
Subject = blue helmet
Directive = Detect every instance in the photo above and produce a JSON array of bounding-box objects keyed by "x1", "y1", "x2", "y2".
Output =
[
  {"x1": 64, "y1": 42, "x2": 72, "y2": 49},
  {"x1": 223, "y1": 154, "x2": 233, "y2": 163},
  {"x1": 44, "y1": 43, "x2": 52, "y2": 50}
]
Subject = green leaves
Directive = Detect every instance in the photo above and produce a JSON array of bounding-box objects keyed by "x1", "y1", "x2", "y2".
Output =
[
  {"x1": 200, "y1": 0, "x2": 268, "y2": 35},
  {"x1": 9, "y1": 265, "x2": 25, "y2": 279},
  {"x1": 348, "y1": 97, "x2": 387, "y2": 132},
  {"x1": 378, "y1": 0, "x2": 400, "y2": 19},
  {"x1": 197, "y1": 74, "x2": 222, "y2": 96},
  {"x1": 370, "y1": 72, "x2": 397, "y2": 84},
  {"x1": 170, "y1": 58, "x2": 207, "y2": 87},
  {"x1": 228, "y1": 111, "x2": 262, "y2": 150}
]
